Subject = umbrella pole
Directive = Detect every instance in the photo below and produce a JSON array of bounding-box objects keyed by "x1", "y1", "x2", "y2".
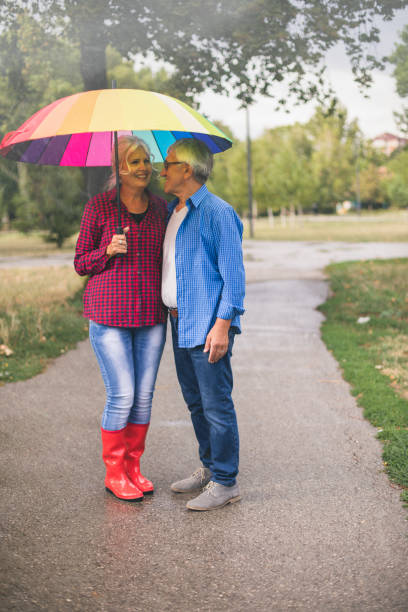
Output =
[
  {"x1": 112, "y1": 79, "x2": 122, "y2": 234},
  {"x1": 113, "y1": 129, "x2": 122, "y2": 234}
]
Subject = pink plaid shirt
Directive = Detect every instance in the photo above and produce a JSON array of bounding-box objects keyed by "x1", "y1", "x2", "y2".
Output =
[{"x1": 74, "y1": 189, "x2": 168, "y2": 327}]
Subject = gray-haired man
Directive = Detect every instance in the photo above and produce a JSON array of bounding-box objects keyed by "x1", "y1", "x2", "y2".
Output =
[{"x1": 160, "y1": 139, "x2": 245, "y2": 511}]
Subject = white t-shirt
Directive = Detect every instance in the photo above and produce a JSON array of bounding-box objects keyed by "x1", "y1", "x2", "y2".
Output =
[{"x1": 161, "y1": 205, "x2": 188, "y2": 308}]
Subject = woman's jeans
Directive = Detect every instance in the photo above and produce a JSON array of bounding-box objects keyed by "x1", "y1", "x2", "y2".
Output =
[
  {"x1": 89, "y1": 321, "x2": 166, "y2": 431},
  {"x1": 170, "y1": 316, "x2": 239, "y2": 487}
]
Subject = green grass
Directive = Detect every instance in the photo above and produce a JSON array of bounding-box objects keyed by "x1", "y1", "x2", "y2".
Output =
[
  {"x1": 243, "y1": 210, "x2": 408, "y2": 242},
  {"x1": 319, "y1": 259, "x2": 408, "y2": 506},
  {"x1": 0, "y1": 267, "x2": 88, "y2": 383},
  {"x1": 1, "y1": 209, "x2": 408, "y2": 256},
  {"x1": 0, "y1": 230, "x2": 78, "y2": 256}
]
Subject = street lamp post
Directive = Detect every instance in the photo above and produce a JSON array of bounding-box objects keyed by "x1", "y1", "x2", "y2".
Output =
[
  {"x1": 246, "y1": 106, "x2": 254, "y2": 238},
  {"x1": 354, "y1": 135, "x2": 361, "y2": 215}
]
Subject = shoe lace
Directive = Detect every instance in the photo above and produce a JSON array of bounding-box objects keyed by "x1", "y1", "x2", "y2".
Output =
[
  {"x1": 203, "y1": 480, "x2": 216, "y2": 493},
  {"x1": 192, "y1": 467, "x2": 208, "y2": 484}
]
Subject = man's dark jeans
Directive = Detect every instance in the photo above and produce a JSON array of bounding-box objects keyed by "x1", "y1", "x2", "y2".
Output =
[{"x1": 170, "y1": 315, "x2": 239, "y2": 486}]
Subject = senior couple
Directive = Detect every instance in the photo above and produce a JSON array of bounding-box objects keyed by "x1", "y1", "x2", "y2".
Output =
[{"x1": 74, "y1": 136, "x2": 245, "y2": 512}]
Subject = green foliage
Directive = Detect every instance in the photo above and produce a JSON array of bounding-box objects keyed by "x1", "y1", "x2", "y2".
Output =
[
  {"x1": 208, "y1": 138, "x2": 247, "y2": 214},
  {"x1": 390, "y1": 25, "x2": 408, "y2": 98},
  {"x1": 107, "y1": 47, "x2": 188, "y2": 101},
  {"x1": 252, "y1": 124, "x2": 316, "y2": 213},
  {"x1": 209, "y1": 104, "x2": 369, "y2": 214},
  {"x1": 14, "y1": 166, "x2": 85, "y2": 247},
  {"x1": 0, "y1": 13, "x2": 181, "y2": 241},
  {"x1": 319, "y1": 259, "x2": 408, "y2": 506},
  {"x1": 358, "y1": 163, "x2": 387, "y2": 206},
  {"x1": 309, "y1": 109, "x2": 359, "y2": 207},
  {"x1": 384, "y1": 149, "x2": 408, "y2": 208},
  {"x1": 390, "y1": 24, "x2": 408, "y2": 134},
  {"x1": 1, "y1": 0, "x2": 406, "y2": 104},
  {"x1": 1, "y1": 5, "x2": 407, "y2": 235},
  {"x1": 0, "y1": 11, "x2": 83, "y2": 242},
  {"x1": 0, "y1": 11, "x2": 81, "y2": 134}
]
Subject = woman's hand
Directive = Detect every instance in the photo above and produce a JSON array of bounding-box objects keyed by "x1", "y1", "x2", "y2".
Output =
[{"x1": 106, "y1": 226, "x2": 130, "y2": 257}]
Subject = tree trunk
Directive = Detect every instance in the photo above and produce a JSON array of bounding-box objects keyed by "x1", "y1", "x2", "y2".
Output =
[
  {"x1": 17, "y1": 163, "x2": 30, "y2": 202},
  {"x1": 78, "y1": 22, "x2": 110, "y2": 198}
]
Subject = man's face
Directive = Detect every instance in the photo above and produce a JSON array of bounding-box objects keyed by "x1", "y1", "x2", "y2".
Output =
[{"x1": 160, "y1": 149, "x2": 188, "y2": 195}]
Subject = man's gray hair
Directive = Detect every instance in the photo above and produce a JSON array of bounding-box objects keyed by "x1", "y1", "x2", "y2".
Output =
[{"x1": 169, "y1": 138, "x2": 213, "y2": 183}]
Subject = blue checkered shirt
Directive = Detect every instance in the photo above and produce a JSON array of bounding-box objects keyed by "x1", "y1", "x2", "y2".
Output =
[{"x1": 168, "y1": 184, "x2": 245, "y2": 348}]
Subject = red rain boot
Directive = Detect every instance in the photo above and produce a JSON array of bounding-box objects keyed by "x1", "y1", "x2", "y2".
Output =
[
  {"x1": 124, "y1": 423, "x2": 154, "y2": 494},
  {"x1": 101, "y1": 427, "x2": 144, "y2": 501}
]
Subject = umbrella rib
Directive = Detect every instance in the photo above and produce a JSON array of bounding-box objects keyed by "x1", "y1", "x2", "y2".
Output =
[
  {"x1": 84, "y1": 133, "x2": 93, "y2": 167},
  {"x1": 151, "y1": 131, "x2": 162, "y2": 162}
]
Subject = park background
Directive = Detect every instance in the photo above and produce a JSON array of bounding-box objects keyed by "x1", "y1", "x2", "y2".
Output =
[
  {"x1": 1, "y1": 2, "x2": 408, "y2": 246},
  {"x1": 0, "y1": 1, "x2": 407, "y2": 506},
  {"x1": 1, "y1": 3, "x2": 408, "y2": 609}
]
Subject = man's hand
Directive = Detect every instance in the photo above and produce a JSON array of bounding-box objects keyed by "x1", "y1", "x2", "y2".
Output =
[{"x1": 204, "y1": 318, "x2": 231, "y2": 363}]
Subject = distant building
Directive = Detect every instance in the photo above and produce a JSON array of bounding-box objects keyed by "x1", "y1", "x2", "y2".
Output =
[{"x1": 372, "y1": 132, "x2": 407, "y2": 156}]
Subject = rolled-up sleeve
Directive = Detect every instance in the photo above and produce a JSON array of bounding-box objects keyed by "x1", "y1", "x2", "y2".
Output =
[
  {"x1": 214, "y1": 207, "x2": 245, "y2": 320},
  {"x1": 74, "y1": 202, "x2": 110, "y2": 276}
]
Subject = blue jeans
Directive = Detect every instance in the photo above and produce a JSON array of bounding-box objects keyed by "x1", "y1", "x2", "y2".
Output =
[
  {"x1": 89, "y1": 321, "x2": 166, "y2": 431},
  {"x1": 170, "y1": 316, "x2": 239, "y2": 486}
]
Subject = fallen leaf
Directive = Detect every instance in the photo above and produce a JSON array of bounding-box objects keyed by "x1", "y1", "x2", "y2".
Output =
[{"x1": 0, "y1": 344, "x2": 13, "y2": 356}]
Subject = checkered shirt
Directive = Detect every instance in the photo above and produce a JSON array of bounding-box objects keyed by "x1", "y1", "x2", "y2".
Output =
[
  {"x1": 168, "y1": 184, "x2": 245, "y2": 348},
  {"x1": 74, "y1": 189, "x2": 167, "y2": 327}
]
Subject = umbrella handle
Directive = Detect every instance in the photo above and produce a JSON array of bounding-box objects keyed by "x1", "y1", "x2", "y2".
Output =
[{"x1": 116, "y1": 226, "x2": 125, "y2": 258}]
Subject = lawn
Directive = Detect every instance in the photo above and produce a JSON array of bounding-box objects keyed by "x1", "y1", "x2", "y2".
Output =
[
  {"x1": 319, "y1": 258, "x2": 408, "y2": 506},
  {"x1": 0, "y1": 209, "x2": 407, "y2": 256},
  {"x1": 0, "y1": 267, "x2": 88, "y2": 383},
  {"x1": 0, "y1": 230, "x2": 78, "y2": 257},
  {"x1": 243, "y1": 210, "x2": 408, "y2": 241}
]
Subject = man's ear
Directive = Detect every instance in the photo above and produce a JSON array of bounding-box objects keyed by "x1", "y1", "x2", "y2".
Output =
[{"x1": 184, "y1": 164, "x2": 194, "y2": 179}]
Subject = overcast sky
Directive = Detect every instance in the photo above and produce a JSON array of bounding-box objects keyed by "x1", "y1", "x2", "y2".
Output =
[{"x1": 196, "y1": 7, "x2": 408, "y2": 141}]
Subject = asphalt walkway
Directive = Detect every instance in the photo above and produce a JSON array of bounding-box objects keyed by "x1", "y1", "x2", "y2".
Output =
[{"x1": 1, "y1": 241, "x2": 408, "y2": 611}]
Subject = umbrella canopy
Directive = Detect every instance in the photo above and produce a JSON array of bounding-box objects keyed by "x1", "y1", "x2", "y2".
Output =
[{"x1": 0, "y1": 89, "x2": 232, "y2": 166}]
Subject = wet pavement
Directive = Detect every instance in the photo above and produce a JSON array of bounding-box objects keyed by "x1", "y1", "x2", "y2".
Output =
[{"x1": 1, "y1": 241, "x2": 408, "y2": 611}]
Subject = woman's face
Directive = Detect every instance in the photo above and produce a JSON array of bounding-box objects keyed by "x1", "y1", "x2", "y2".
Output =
[{"x1": 120, "y1": 146, "x2": 152, "y2": 190}]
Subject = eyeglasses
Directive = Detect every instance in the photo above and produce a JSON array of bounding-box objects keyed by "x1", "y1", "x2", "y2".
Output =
[{"x1": 162, "y1": 160, "x2": 187, "y2": 170}]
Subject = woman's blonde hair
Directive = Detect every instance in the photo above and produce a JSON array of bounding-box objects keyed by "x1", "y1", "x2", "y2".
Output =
[{"x1": 105, "y1": 135, "x2": 152, "y2": 191}]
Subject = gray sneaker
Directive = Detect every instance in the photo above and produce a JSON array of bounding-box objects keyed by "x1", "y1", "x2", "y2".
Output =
[
  {"x1": 170, "y1": 467, "x2": 212, "y2": 493},
  {"x1": 186, "y1": 481, "x2": 241, "y2": 511}
]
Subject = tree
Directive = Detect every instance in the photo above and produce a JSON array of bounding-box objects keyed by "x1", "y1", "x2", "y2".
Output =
[
  {"x1": 0, "y1": 11, "x2": 83, "y2": 238},
  {"x1": 14, "y1": 166, "x2": 85, "y2": 247},
  {"x1": 251, "y1": 124, "x2": 316, "y2": 213},
  {"x1": 390, "y1": 24, "x2": 408, "y2": 134},
  {"x1": 2, "y1": 1, "x2": 407, "y2": 104},
  {"x1": 2, "y1": 0, "x2": 407, "y2": 197},
  {"x1": 306, "y1": 106, "x2": 359, "y2": 210},
  {"x1": 357, "y1": 164, "x2": 387, "y2": 207},
  {"x1": 0, "y1": 11, "x2": 187, "y2": 242},
  {"x1": 207, "y1": 105, "x2": 369, "y2": 214},
  {"x1": 384, "y1": 149, "x2": 408, "y2": 208}
]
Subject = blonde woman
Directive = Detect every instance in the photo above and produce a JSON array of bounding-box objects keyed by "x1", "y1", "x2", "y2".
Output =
[{"x1": 75, "y1": 136, "x2": 167, "y2": 502}]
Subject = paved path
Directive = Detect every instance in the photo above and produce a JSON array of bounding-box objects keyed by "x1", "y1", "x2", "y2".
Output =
[{"x1": 1, "y1": 242, "x2": 408, "y2": 611}]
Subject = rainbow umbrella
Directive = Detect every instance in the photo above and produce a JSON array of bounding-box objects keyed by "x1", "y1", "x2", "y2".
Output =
[{"x1": 0, "y1": 88, "x2": 232, "y2": 229}]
